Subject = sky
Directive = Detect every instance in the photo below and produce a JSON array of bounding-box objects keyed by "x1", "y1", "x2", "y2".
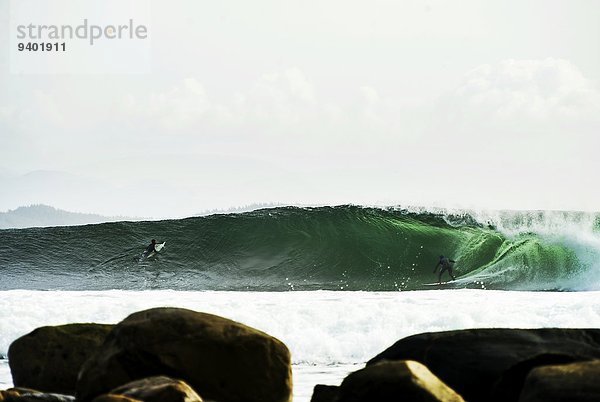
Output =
[{"x1": 0, "y1": 0, "x2": 599, "y2": 218}]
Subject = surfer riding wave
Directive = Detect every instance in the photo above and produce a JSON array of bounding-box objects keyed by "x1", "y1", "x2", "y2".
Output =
[{"x1": 433, "y1": 255, "x2": 456, "y2": 284}]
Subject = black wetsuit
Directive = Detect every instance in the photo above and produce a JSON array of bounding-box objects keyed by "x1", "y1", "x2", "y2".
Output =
[
  {"x1": 434, "y1": 257, "x2": 456, "y2": 282},
  {"x1": 145, "y1": 243, "x2": 156, "y2": 255}
]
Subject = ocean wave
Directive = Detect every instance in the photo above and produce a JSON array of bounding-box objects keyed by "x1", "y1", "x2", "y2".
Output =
[{"x1": 0, "y1": 206, "x2": 599, "y2": 291}]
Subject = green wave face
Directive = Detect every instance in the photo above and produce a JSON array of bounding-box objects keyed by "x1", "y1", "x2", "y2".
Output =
[{"x1": 0, "y1": 206, "x2": 598, "y2": 291}]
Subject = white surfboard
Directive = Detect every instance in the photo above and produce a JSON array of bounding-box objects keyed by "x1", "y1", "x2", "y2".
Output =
[{"x1": 422, "y1": 282, "x2": 451, "y2": 286}]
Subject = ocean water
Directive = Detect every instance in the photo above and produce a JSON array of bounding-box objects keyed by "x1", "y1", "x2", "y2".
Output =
[
  {"x1": 1, "y1": 206, "x2": 600, "y2": 400},
  {"x1": 2, "y1": 206, "x2": 600, "y2": 292}
]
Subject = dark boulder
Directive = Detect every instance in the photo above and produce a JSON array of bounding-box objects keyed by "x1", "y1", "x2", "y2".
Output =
[
  {"x1": 0, "y1": 387, "x2": 75, "y2": 401},
  {"x1": 519, "y1": 360, "x2": 600, "y2": 402},
  {"x1": 93, "y1": 376, "x2": 202, "y2": 402},
  {"x1": 310, "y1": 384, "x2": 339, "y2": 402},
  {"x1": 338, "y1": 360, "x2": 464, "y2": 402},
  {"x1": 91, "y1": 396, "x2": 140, "y2": 402},
  {"x1": 490, "y1": 353, "x2": 580, "y2": 402},
  {"x1": 368, "y1": 328, "x2": 600, "y2": 402},
  {"x1": 76, "y1": 307, "x2": 292, "y2": 402},
  {"x1": 8, "y1": 324, "x2": 113, "y2": 395}
]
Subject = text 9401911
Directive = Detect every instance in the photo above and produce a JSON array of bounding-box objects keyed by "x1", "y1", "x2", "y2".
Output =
[{"x1": 17, "y1": 42, "x2": 66, "y2": 52}]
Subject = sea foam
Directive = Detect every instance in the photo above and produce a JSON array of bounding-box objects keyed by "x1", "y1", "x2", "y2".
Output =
[{"x1": 1, "y1": 289, "x2": 600, "y2": 363}]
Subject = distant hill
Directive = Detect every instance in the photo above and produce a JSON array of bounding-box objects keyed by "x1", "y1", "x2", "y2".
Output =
[{"x1": 0, "y1": 205, "x2": 135, "y2": 229}]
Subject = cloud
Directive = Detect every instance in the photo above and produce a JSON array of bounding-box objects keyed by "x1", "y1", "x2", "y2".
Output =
[
  {"x1": 0, "y1": 106, "x2": 15, "y2": 121},
  {"x1": 119, "y1": 67, "x2": 346, "y2": 142},
  {"x1": 120, "y1": 68, "x2": 320, "y2": 133},
  {"x1": 244, "y1": 67, "x2": 319, "y2": 126},
  {"x1": 122, "y1": 78, "x2": 210, "y2": 130},
  {"x1": 0, "y1": 92, "x2": 63, "y2": 130},
  {"x1": 360, "y1": 86, "x2": 380, "y2": 106},
  {"x1": 33, "y1": 90, "x2": 67, "y2": 127},
  {"x1": 450, "y1": 58, "x2": 600, "y2": 121},
  {"x1": 6, "y1": 59, "x2": 598, "y2": 214},
  {"x1": 358, "y1": 85, "x2": 382, "y2": 124},
  {"x1": 418, "y1": 58, "x2": 600, "y2": 211},
  {"x1": 284, "y1": 67, "x2": 316, "y2": 104},
  {"x1": 425, "y1": 58, "x2": 600, "y2": 168}
]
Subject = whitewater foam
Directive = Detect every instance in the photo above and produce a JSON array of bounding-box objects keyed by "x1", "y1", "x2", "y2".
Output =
[
  {"x1": 1, "y1": 289, "x2": 600, "y2": 401},
  {"x1": 3, "y1": 290, "x2": 600, "y2": 360},
  {"x1": 467, "y1": 210, "x2": 600, "y2": 290}
]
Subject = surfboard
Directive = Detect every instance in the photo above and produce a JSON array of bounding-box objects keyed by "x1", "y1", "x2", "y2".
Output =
[{"x1": 422, "y1": 282, "x2": 451, "y2": 286}]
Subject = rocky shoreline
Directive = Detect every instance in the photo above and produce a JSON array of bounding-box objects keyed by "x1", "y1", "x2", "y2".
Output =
[{"x1": 2, "y1": 307, "x2": 600, "y2": 401}]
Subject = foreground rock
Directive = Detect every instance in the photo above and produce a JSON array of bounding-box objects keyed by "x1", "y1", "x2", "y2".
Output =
[
  {"x1": 92, "y1": 376, "x2": 202, "y2": 402},
  {"x1": 518, "y1": 360, "x2": 600, "y2": 402},
  {"x1": 310, "y1": 384, "x2": 339, "y2": 402},
  {"x1": 0, "y1": 387, "x2": 74, "y2": 401},
  {"x1": 338, "y1": 360, "x2": 464, "y2": 402},
  {"x1": 76, "y1": 307, "x2": 292, "y2": 402},
  {"x1": 8, "y1": 324, "x2": 114, "y2": 395},
  {"x1": 368, "y1": 328, "x2": 600, "y2": 402},
  {"x1": 489, "y1": 353, "x2": 580, "y2": 402},
  {"x1": 91, "y1": 396, "x2": 141, "y2": 402}
]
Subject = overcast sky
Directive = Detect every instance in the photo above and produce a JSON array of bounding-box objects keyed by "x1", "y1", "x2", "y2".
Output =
[{"x1": 1, "y1": 0, "x2": 599, "y2": 218}]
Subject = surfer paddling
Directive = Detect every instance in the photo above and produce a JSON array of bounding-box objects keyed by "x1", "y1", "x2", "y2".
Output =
[
  {"x1": 433, "y1": 255, "x2": 456, "y2": 284},
  {"x1": 141, "y1": 239, "x2": 165, "y2": 259},
  {"x1": 145, "y1": 239, "x2": 157, "y2": 255}
]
